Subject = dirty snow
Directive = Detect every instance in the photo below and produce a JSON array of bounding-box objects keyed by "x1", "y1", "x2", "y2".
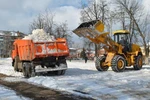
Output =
[
  {"x1": 0, "y1": 85, "x2": 30, "y2": 100},
  {"x1": 23, "y1": 29, "x2": 54, "y2": 42},
  {"x1": 0, "y1": 58, "x2": 23, "y2": 77},
  {"x1": 1, "y1": 58, "x2": 150, "y2": 100}
]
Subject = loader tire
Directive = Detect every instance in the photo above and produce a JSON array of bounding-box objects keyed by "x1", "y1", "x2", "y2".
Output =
[
  {"x1": 133, "y1": 55, "x2": 143, "y2": 70},
  {"x1": 95, "y1": 56, "x2": 109, "y2": 71},
  {"x1": 111, "y1": 55, "x2": 126, "y2": 72},
  {"x1": 14, "y1": 56, "x2": 19, "y2": 72}
]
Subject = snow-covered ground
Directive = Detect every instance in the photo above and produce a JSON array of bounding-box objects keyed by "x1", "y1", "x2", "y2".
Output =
[
  {"x1": 0, "y1": 85, "x2": 30, "y2": 100},
  {"x1": 0, "y1": 58, "x2": 150, "y2": 100}
]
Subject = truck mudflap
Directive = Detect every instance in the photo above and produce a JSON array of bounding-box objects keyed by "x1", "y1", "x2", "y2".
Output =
[{"x1": 35, "y1": 64, "x2": 67, "y2": 73}]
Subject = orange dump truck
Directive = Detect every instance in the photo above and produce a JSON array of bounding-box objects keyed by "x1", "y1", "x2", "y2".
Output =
[{"x1": 11, "y1": 38, "x2": 69, "y2": 78}]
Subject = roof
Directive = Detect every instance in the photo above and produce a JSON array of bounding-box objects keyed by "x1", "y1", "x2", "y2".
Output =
[
  {"x1": 113, "y1": 30, "x2": 130, "y2": 35},
  {"x1": 0, "y1": 30, "x2": 26, "y2": 37}
]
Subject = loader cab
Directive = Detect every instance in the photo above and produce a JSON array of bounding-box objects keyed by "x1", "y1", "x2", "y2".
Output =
[
  {"x1": 113, "y1": 30, "x2": 130, "y2": 44},
  {"x1": 113, "y1": 30, "x2": 131, "y2": 52}
]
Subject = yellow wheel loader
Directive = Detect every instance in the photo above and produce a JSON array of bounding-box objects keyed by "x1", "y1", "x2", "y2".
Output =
[{"x1": 73, "y1": 20, "x2": 143, "y2": 72}]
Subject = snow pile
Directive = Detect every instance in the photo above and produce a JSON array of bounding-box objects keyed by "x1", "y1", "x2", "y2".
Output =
[
  {"x1": 23, "y1": 29, "x2": 54, "y2": 42},
  {"x1": 0, "y1": 58, "x2": 23, "y2": 77}
]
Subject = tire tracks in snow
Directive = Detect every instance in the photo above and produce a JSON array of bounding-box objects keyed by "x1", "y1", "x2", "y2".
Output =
[{"x1": 0, "y1": 73, "x2": 94, "y2": 100}]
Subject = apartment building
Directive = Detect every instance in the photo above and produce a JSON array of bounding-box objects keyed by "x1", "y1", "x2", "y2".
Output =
[{"x1": 0, "y1": 31, "x2": 25, "y2": 57}]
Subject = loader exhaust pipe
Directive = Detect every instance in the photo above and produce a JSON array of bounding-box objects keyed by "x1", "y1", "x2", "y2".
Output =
[{"x1": 73, "y1": 20, "x2": 104, "y2": 38}]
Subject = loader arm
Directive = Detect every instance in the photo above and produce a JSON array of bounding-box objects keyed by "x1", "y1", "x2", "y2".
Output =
[
  {"x1": 86, "y1": 32, "x2": 121, "y2": 53},
  {"x1": 73, "y1": 20, "x2": 123, "y2": 53}
]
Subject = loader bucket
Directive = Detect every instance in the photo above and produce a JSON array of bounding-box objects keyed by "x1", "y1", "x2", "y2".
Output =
[{"x1": 73, "y1": 20, "x2": 104, "y2": 38}]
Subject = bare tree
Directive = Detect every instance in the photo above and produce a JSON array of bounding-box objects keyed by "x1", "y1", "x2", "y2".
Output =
[
  {"x1": 30, "y1": 14, "x2": 45, "y2": 32},
  {"x1": 55, "y1": 22, "x2": 72, "y2": 45},
  {"x1": 30, "y1": 11, "x2": 55, "y2": 35},
  {"x1": 43, "y1": 10, "x2": 55, "y2": 35},
  {"x1": 30, "y1": 11, "x2": 72, "y2": 47},
  {"x1": 114, "y1": 0, "x2": 150, "y2": 57},
  {"x1": 83, "y1": 38, "x2": 94, "y2": 49},
  {"x1": 80, "y1": 0, "x2": 110, "y2": 56}
]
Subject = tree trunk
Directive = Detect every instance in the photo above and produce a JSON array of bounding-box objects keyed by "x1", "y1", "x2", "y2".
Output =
[{"x1": 95, "y1": 44, "x2": 98, "y2": 57}]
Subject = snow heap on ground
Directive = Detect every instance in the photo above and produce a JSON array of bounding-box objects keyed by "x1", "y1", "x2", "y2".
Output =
[{"x1": 23, "y1": 29, "x2": 54, "y2": 42}]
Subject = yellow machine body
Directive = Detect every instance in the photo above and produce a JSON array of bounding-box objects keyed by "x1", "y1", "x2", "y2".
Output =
[{"x1": 73, "y1": 20, "x2": 143, "y2": 72}]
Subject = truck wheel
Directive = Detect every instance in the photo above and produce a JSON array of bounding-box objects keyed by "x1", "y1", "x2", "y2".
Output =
[
  {"x1": 55, "y1": 59, "x2": 67, "y2": 75},
  {"x1": 55, "y1": 70, "x2": 62, "y2": 75},
  {"x1": 22, "y1": 62, "x2": 28, "y2": 78},
  {"x1": 14, "y1": 57, "x2": 19, "y2": 72},
  {"x1": 12, "y1": 60, "x2": 14, "y2": 67},
  {"x1": 55, "y1": 70, "x2": 66, "y2": 75},
  {"x1": 61, "y1": 70, "x2": 66, "y2": 75},
  {"x1": 23, "y1": 62, "x2": 35, "y2": 78},
  {"x1": 134, "y1": 55, "x2": 143, "y2": 70},
  {"x1": 31, "y1": 63, "x2": 36, "y2": 77},
  {"x1": 95, "y1": 56, "x2": 109, "y2": 71},
  {"x1": 111, "y1": 55, "x2": 126, "y2": 72},
  {"x1": 58, "y1": 59, "x2": 67, "y2": 68}
]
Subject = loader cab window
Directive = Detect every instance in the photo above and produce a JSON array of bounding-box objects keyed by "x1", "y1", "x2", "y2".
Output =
[
  {"x1": 114, "y1": 34, "x2": 130, "y2": 45},
  {"x1": 114, "y1": 33, "x2": 132, "y2": 53}
]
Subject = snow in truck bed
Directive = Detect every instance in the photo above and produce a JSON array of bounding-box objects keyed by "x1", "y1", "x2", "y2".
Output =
[{"x1": 23, "y1": 29, "x2": 55, "y2": 42}]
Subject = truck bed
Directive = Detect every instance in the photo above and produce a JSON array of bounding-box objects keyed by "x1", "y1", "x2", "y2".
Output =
[{"x1": 12, "y1": 39, "x2": 69, "y2": 61}]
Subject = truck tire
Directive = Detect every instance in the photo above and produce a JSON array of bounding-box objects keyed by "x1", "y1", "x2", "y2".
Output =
[
  {"x1": 61, "y1": 70, "x2": 66, "y2": 75},
  {"x1": 23, "y1": 62, "x2": 35, "y2": 78},
  {"x1": 12, "y1": 60, "x2": 14, "y2": 67},
  {"x1": 133, "y1": 55, "x2": 143, "y2": 70},
  {"x1": 55, "y1": 70, "x2": 66, "y2": 75},
  {"x1": 14, "y1": 56, "x2": 19, "y2": 72},
  {"x1": 95, "y1": 56, "x2": 109, "y2": 71},
  {"x1": 30, "y1": 62, "x2": 36, "y2": 77},
  {"x1": 55, "y1": 70, "x2": 62, "y2": 75},
  {"x1": 22, "y1": 62, "x2": 28, "y2": 78},
  {"x1": 111, "y1": 55, "x2": 126, "y2": 72},
  {"x1": 55, "y1": 59, "x2": 67, "y2": 75}
]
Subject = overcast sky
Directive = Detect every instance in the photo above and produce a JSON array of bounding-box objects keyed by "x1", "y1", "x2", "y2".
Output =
[
  {"x1": 0, "y1": 0, "x2": 149, "y2": 34},
  {"x1": 0, "y1": 0, "x2": 86, "y2": 33}
]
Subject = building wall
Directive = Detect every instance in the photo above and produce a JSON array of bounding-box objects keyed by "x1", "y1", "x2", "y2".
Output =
[{"x1": 0, "y1": 31, "x2": 25, "y2": 58}]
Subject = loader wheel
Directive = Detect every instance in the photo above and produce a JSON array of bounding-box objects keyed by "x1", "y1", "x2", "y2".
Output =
[
  {"x1": 134, "y1": 55, "x2": 143, "y2": 70},
  {"x1": 111, "y1": 55, "x2": 126, "y2": 72},
  {"x1": 95, "y1": 56, "x2": 109, "y2": 71}
]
